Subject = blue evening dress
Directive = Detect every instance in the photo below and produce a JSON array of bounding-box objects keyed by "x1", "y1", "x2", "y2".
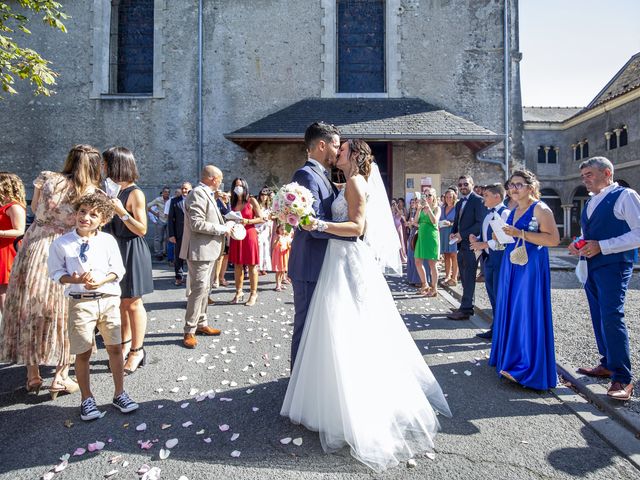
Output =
[{"x1": 489, "y1": 201, "x2": 557, "y2": 390}]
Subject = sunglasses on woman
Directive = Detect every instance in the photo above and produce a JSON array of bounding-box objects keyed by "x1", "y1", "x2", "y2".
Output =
[{"x1": 507, "y1": 182, "x2": 527, "y2": 190}]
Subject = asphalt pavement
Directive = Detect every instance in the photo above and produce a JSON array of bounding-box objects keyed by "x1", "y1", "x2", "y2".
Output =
[{"x1": 0, "y1": 264, "x2": 638, "y2": 480}]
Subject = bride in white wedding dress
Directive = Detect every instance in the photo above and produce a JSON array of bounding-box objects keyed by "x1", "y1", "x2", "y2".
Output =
[{"x1": 280, "y1": 139, "x2": 451, "y2": 472}]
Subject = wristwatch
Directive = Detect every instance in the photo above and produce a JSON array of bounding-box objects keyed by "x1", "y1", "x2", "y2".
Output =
[{"x1": 120, "y1": 214, "x2": 130, "y2": 222}]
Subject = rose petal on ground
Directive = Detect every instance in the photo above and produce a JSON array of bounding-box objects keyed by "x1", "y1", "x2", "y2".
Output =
[
  {"x1": 181, "y1": 402, "x2": 189, "y2": 409},
  {"x1": 203, "y1": 437, "x2": 212, "y2": 443},
  {"x1": 464, "y1": 370, "x2": 472, "y2": 376},
  {"x1": 230, "y1": 433, "x2": 239, "y2": 441},
  {"x1": 170, "y1": 387, "x2": 180, "y2": 393},
  {"x1": 136, "y1": 423, "x2": 147, "y2": 431},
  {"x1": 426, "y1": 452, "x2": 436, "y2": 460},
  {"x1": 219, "y1": 424, "x2": 229, "y2": 432},
  {"x1": 122, "y1": 461, "x2": 129, "y2": 468},
  {"x1": 157, "y1": 405, "x2": 164, "y2": 409},
  {"x1": 407, "y1": 459, "x2": 417, "y2": 468},
  {"x1": 64, "y1": 419, "x2": 73, "y2": 428},
  {"x1": 189, "y1": 388, "x2": 198, "y2": 396},
  {"x1": 139, "y1": 440, "x2": 153, "y2": 450},
  {"x1": 292, "y1": 438, "x2": 303, "y2": 446},
  {"x1": 252, "y1": 407, "x2": 259, "y2": 412},
  {"x1": 73, "y1": 447, "x2": 86, "y2": 456},
  {"x1": 141, "y1": 466, "x2": 161, "y2": 480},
  {"x1": 230, "y1": 450, "x2": 241, "y2": 457},
  {"x1": 165, "y1": 438, "x2": 179, "y2": 449},
  {"x1": 280, "y1": 437, "x2": 292, "y2": 445},
  {"x1": 109, "y1": 455, "x2": 122, "y2": 464},
  {"x1": 182, "y1": 421, "x2": 193, "y2": 428},
  {"x1": 161, "y1": 424, "x2": 171, "y2": 430},
  {"x1": 53, "y1": 460, "x2": 68, "y2": 472},
  {"x1": 42, "y1": 472, "x2": 54, "y2": 480},
  {"x1": 137, "y1": 464, "x2": 150, "y2": 474},
  {"x1": 246, "y1": 389, "x2": 254, "y2": 394},
  {"x1": 159, "y1": 448, "x2": 170, "y2": 460},
  {"x1": 104, "y1": 469, "x2": 118, "y2": 477}
]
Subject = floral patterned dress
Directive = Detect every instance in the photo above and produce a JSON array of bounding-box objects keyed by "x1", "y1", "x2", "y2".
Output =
[{"x1": 0, "y1": 171, "x2": 82, "y2": 366}]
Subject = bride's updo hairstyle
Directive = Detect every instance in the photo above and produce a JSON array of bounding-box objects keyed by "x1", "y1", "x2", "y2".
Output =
[{"x1": 347, "y1": 139, "x2": 373, "y2": 179}]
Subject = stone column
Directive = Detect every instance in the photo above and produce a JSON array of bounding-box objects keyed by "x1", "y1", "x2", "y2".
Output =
[
  {"x1": 605, "y1": 132, "x2": 612, "y2": 151},
  {"x1": 562, "y1": 204, "x2": 573, "y2": 240}
]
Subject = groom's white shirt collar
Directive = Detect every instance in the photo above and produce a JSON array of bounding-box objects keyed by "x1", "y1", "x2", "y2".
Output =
[{"x1": 307, "y1": 157, "x2": 327, "y2": 174}]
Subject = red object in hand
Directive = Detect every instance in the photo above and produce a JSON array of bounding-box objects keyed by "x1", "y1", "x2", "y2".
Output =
[{"x1": 574, "y1": 238, "x2": 587, "y2": 249}]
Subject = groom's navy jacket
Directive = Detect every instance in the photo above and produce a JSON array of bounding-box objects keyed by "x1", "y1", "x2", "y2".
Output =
[{"x1": 288, "y1": 161, "x2": 354, "y2": 283}]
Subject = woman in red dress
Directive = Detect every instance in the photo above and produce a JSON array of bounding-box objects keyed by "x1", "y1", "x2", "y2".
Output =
[
  {"x1": 228, "y1": 178, "x2": 264, "y2": 306},
  {"x1": 0, "y1": 173, "x2": 27, "y2": 314}
]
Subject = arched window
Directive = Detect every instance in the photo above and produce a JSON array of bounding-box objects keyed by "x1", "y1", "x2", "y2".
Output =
[
  {"x1": 582, "y1": 140, "x2": 589, "y2": 158},
  {"x1": 608, "y1": 132, "x2": 617, "y2": 150},
  {"x1": 547, "y1": 146, "x2": 557, "y2": 164},
  {"x1": 537, "y1": 146, "x2": 546, "y2": 163},
  {"x1": 620, "y1": 126, "x2": 628, "y2": 147},
  {"x1": 109, "y1": 0, "x2": 154, "y2": 94}
]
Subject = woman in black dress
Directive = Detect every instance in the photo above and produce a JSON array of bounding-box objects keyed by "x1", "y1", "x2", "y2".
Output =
[{"x1": 103, "y1": 147, "x2": 153, "y2": 374}]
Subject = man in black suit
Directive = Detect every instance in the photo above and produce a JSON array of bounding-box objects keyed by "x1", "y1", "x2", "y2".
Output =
[
  {"x1": 168, "y1": 181, "x2": 192, "y2": 286},
  {"x1": 447, "y1": 175, "x2": 487, "y2": 320}
]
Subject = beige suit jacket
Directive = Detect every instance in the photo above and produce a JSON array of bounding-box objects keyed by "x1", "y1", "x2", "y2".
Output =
[{"x1": 179, "y1": 184, "x2": 226, "y2": 262}]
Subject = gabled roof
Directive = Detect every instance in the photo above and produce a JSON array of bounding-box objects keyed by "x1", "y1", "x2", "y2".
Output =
[
  {"x1": 225, "y1": 98, "x2": 501, "y2": 152},
  {"x1": 522, "y1": 106, "x2": 582, "y2": 123},
  {"x1": 586, "y1": 52, "x2": 640, "y2": 109}
]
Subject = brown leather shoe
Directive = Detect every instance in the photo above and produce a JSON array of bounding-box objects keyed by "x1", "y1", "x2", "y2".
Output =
[
  {"x1": 447, "y1": 311, "x2": 470, "y2": 321},
  {"x1": 207, "y1": 297, "x2": 214, "y2": 306},
  {"x1": 183, "y1": 333, "x2": 197, "y2": 349},
  {"x1": 607, "y1": 381, "x2": 633, "y2": 401},
  {"x1": 577, "y1": 365, "x2": 613, "y2": 378},
  {"x1": 196, "y1": 326, "x2": 221, "y2": 336}
]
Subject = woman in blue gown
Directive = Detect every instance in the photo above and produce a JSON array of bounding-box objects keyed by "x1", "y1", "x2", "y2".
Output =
[{"x1": 489, "y1": 170, "x2": 560, "y2": 390}]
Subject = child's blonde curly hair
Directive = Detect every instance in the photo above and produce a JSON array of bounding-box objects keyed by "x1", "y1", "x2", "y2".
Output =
[{"x1": 0, "y1": 172, "x2": 26, "y2": 207}]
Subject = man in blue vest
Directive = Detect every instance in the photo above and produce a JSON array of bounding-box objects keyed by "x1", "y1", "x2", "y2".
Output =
[
  {"x1": 569, "y1": 157, "x2": 640, "y2": 401},
  {"x1": 469, "y1": 183, "x2": 511, "y2": 339}
]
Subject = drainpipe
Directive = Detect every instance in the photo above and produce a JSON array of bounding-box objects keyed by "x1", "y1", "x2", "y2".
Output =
[
  {"x1": 503, "y1": 0, "x2": 510, "y2": 181},
  {"x1": 475, "y1": 0, "x2": 510, "y2": 181},
  {"x1": 197, "y1": 0, "x2": 204, "y2": 174}
]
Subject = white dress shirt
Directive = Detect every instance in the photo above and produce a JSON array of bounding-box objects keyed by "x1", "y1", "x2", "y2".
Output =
[
  {"x1": 482, "y1": 206, "x2": 511, "y2": 253},
  {"x1": 48, "y1": 230, "x2": 126, "y2": 297},
  {"x1": 585, "y1": 182, "x2": 640, "y2": 255}
]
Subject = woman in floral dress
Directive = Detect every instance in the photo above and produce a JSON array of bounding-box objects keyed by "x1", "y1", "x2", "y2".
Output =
[{"x1": 0, "y1": 145, "x2": 102, "y2": 397}]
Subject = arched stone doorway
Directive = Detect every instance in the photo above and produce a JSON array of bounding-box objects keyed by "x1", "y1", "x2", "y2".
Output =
[
  {"x1": 570, "y1": 185, "x2": 589, "y2": 238},
  {"x1": 540, "y1": 188, "x2": 563, "y2": 238}
]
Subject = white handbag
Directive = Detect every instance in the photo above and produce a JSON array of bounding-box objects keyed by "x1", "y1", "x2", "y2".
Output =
[{"x1": 509, "y1": 231, "x2": 529, "y2": 266}]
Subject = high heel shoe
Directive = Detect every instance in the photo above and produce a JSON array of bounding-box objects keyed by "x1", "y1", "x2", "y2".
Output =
[
  {"x1": 230, "y1": 292, "x2": 245, "y2": 304},
  {"x1": 124, "y1": 347, "x2": 146, "y2": 376},
  {"x1": 121, "y1": 338, "x2": 132, "y2": 361},
  {"x1": 245, "y1": 293, "x2": 258, "y2": 307},
  {"x1": 49, "y1": 377, "x2": 79, "y2": 400},
  {"x1": 26, "y1": 376, "x2": 43, "y2": 395}
]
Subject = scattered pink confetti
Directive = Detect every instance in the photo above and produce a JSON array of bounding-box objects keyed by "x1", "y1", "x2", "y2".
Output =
[
  {"x1": 138, "y1": 440, "x2": 153, "y2": 450},
  {"x1": 219, "y1": 424, "x2": 229, "y2": 432},
  {"x1": 73, "y1": 447, "x2": 86, "y2": 456}
]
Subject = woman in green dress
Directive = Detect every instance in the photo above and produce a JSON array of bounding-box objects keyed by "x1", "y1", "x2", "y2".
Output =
[{"x1": 413, "y1": 187, "x2": 440, "y2": 297}]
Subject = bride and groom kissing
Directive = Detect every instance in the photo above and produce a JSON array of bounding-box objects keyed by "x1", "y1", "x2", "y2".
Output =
[{"x1": 280, "y1": 122, "x2": 451, "y2": 472}]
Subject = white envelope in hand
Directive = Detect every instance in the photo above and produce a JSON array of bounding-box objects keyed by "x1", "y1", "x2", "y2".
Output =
[
  {"x1": 489, "y1": 216, "x2": 515, "y2": 244},
  {"x1": 224, "y1": 211, "x2": 243, "y2": 222},
  {"x1": 104, "y1": 177, "x2": 121, "y2": 198}
]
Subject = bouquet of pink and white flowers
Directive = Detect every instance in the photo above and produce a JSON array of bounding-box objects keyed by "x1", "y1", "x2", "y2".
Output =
[{"x1": 272, "y1": 182, "x2": 314, "y2": 231}]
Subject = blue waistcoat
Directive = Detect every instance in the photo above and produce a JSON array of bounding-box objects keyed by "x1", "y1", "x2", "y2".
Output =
[
  {"x1": 581, "y1": 186, "x2": 634, "y2": 270},
  {"x1": 485, "y1": 206, "x2": 506, "y2": 266}
]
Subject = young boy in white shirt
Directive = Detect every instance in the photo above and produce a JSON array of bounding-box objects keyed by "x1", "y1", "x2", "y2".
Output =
[{"x1": 48, "y1": 192, "x2": 139, "y2": 421}]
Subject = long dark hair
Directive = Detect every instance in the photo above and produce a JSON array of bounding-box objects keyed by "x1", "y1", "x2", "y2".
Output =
[{"x1": 230, "y1": 177, "x2": 250, "y2": 207}]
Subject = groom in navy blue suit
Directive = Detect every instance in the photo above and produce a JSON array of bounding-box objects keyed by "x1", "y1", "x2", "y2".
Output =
[{"x1": 288, "y1": 122, "x2": 350, "y2": 369}]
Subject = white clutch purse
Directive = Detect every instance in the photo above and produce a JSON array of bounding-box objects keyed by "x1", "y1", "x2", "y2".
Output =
[{"x1": 230, "y1": 223, "x2": 247, "y2": 240}]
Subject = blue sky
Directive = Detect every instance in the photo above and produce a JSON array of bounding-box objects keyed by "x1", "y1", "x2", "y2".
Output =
[{"x1": 519, "y1": 0, "x2": 640, "y2": 107}]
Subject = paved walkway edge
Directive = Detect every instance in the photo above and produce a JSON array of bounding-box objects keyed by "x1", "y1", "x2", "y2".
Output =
[{"x1": 440, "y1": 283, "x2": 640, "y2": 439}]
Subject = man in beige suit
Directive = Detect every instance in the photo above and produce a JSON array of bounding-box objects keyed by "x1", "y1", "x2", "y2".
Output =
[{"x1": 181, "y1": 165, "x2": 231, "y2": 348}]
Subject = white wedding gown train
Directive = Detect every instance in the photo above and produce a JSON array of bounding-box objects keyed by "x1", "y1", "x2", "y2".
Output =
[{"x1": 281, "y1": 190, "x2": 451, "y2": 472}]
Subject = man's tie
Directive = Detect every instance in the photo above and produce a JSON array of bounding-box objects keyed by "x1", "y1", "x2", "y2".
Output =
[
  {"x1": 457, "y1": 196, "x2": 468, "y2": 220},
  {"x1": 486, "y1": 207, "x2": 496, "y2": 242}
]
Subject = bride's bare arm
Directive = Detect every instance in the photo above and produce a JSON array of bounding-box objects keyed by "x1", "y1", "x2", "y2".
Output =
[{"x1": 315, "y1": 176, "x2": 367, "y2": 237}]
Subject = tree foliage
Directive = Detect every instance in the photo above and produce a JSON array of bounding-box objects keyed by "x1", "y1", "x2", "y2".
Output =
[{"x1": 0, "y1": 1, "x2": 68, "y2": 98}]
